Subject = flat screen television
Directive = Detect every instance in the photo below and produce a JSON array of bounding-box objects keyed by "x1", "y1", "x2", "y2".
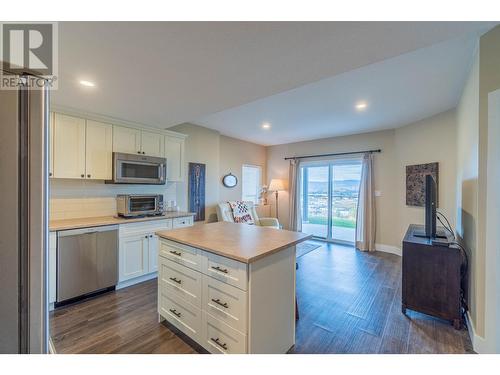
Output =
[{"x1": 414, "y1": 174, "x2": 440, "y2": 239}]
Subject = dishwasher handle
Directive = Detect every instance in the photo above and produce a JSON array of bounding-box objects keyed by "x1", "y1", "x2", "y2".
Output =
[{"x1": 57, "y1": 225, "x2": 119, "y2": 237}]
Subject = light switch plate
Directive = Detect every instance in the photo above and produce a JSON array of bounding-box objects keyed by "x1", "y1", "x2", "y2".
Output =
[{"x1": 375, "y1": 190, "x2": 382, "y2": 197}]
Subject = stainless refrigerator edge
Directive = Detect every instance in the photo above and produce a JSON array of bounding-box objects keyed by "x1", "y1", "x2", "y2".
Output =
[{"x1": 0, "y1": 72, "x2": 49, "y2": 353}]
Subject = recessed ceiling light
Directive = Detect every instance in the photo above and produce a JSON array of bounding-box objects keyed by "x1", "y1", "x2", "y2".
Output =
[
  {"x1": 262, "y1": 122, "x2": 271, "y2": 130},
  {"x1": 355, "y1": 101, "x2": 368, "y2": 111},
  {"x1": 79, "y1": 80, "x2": 96, "y2": 87}
]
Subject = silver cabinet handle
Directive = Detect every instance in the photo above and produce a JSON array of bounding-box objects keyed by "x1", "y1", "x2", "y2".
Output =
[
  {"x1": 211, "y1": 298, "x2": 228, "y2": 308},
  {"x1": 211, "y1": 265, "x2": 228, "y2": 274},
  {"x1": 210, "y1": 337, "x2": 227, "y2": 350}
]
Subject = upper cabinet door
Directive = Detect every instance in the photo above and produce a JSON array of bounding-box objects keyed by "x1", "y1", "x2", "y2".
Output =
[
  {"x1": 49, "y1": 112, "x2": 54, "y2": 178},
  {"x1": 113, "y1": 125, "x2": 141, "y2": 155},
  {"x1": 85, "y1": 120, "x2": 113, "y2": 180},
  {"x1": 141, "y1": 130, "x2": 164, "y2": 157},
  {"x1": 53, "y1": 113, "x2": 86, "y2": 179},
  {"x1": 165, "y1": 135, "x2": 185, "y2": 182}
]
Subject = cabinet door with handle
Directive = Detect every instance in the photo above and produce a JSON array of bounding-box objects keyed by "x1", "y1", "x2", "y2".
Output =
[
  {"x1": 85, "y1": 120, "x2": 113, "y2": 180},
  {"x1": 113, "y1": 125, "x2": 141, "y2": 155},
  {"x1": 119, "y1": 234, "x2": 149, "y2": 282},
  {"x1": 53, "y1": 113, "x2": 86, "y2": 179},
  {"x1": 141, "y1": 130, "x2": 164, "y2": 157}
]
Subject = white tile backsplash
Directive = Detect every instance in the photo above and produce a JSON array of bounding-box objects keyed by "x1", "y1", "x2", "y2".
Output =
[{"x1": 50, "y1": 179, "x2": 177, "y2": 220}]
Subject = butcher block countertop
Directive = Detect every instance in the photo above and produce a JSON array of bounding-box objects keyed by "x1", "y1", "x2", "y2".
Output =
[
  {"x1": 156, "y1": 221, "x2": 312, "y2": 263},
  {"x1": 49, "y1": 211, "x2": 195, "y2": 231}
]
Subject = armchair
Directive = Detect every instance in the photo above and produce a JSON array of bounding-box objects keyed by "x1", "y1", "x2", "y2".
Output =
[{"x1": 216, "y1": 202, "x2": 280, "y2": 229}]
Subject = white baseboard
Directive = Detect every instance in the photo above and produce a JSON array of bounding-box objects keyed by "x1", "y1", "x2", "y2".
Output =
[
  {"x1": 116, "y1": 272, "x2": 157, "y2": 290},
  {"x1": 465, "y1": 311, "x2": 488, "y2": 353},
  {"x1": 375, "y1": 243, "x2": 401, "y2": 256}
]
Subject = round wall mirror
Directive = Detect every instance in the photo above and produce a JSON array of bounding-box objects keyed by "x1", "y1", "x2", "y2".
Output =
[{"x1": 222, "y1": 173, "x2": 238, "y2": 188}]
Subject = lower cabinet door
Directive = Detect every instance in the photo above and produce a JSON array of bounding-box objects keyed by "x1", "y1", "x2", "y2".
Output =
[
  {"x1": 159, "y1": 291, "x2": 202, "y2": 343},
  {"x1": 202, "y1": 312, "x2": 247, "y2": 354},
  {"x1": 119, "y1": 234, "x2": 149, "y2": 281}
]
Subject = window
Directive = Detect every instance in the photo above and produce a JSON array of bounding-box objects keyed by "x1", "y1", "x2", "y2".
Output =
[{"x1": 242, "y1": 164, "x2": 262, "y2": 204}]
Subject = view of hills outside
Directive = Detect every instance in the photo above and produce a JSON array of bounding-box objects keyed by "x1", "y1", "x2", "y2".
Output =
[{"x1": 300, "y1": 163, "x2": 362, "y2": 241}]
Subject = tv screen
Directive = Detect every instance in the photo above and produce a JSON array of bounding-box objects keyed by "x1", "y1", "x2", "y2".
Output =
[
  {"x1": 414, "y1": 174, "x2": 438, "y2": 239},
  {"x1": 424, "y1": 174, "x2": 437, "y2": 238}
]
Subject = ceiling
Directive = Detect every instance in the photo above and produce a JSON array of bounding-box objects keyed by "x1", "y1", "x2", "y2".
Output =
[
  {"x1": 52, "y1": 22, "x2": 496, "y2": 144},
  {"x1": 194, "y1": 35, "x2": 479, "y2": 145}
]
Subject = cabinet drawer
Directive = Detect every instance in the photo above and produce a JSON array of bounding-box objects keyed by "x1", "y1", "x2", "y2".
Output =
[
  {"x1": 159, "y1": 291, "x2": 202, "y2": 343},
  {"x1": 159, "y1": 240, "x2": 203, "y2": 272},
  {"x1": 120, "y1": 219, "x2": 172, "y2": 237},
  {"x1": 202, "y1": 312, "x2": 247, "y2": 354},
  {"x1": 204, "y1": 252, "x2": 248, "y2": 291},
  {"x1": 173, "y1": 216, "x2": 193, "y2": 228},
  {"x1": 159, "y1": 257, "x2": 202, "y2": 308},
  {"x1": 203, "y1": 275, "x2": 247, "y2": 333}
]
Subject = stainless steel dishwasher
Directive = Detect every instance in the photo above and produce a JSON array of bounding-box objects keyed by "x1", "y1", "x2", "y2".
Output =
[{"x1": 57, "y1": 225, "x2": 118, "y2": 304}]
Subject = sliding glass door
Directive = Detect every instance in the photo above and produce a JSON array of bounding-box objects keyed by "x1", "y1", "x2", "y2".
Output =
[{"x1": 300, "y1": 160, "x2": 362, "y2": 243}]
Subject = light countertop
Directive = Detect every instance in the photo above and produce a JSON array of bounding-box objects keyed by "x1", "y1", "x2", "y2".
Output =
[
  {"x1": 156, "y1": 221, "x2": 312, "y2": 263},
  {"x1": 50, "y1": 211, "x2": 195, "y2": 231}
]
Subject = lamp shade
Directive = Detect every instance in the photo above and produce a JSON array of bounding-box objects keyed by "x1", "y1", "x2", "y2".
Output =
[{"x1": 269, "y1": 179, "x2": 285, "y2": 192}]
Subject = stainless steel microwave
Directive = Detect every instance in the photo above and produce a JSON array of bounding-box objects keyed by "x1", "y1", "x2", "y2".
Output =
[
  {"x1": 107, "y1": 152, "x2": 166, "y2": 184},
  {"x1": 116, "y1": 194, "x2": 164, "y2": 217}
]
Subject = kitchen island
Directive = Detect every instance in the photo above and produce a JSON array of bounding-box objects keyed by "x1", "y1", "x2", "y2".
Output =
[{"x1": 155, "y1": 221, "x2": 312, "y2": 354}]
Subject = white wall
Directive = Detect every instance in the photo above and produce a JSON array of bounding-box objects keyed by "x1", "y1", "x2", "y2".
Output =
[
  {"x1": 219, "y1": 135, "x2": 267, "y2": 203},
  {"x1": 50, "y1": 179, "x2": 177, "y2": 219},
  {"x1": 170, "y1": 123, "x2": 267, "y2": 223},
  {"x1": 170, "y1": 123, "x2": 221, "y2": 222},
  {"x1": 455, "y1": 45, "x2": 481, "y2": 338},
  {"x1": 266, "y1": 110, "x2": 457, "y2": 250}
]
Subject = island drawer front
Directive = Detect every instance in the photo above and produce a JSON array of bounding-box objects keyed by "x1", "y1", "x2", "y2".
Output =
[
  {"x1": 159, "y1": 291, "x2": 202, "y2": 343},
  {"x1": 202, "y1": 275, "x2": 247, "y2": 333},
  {"x1": 159, "y1": 256, "x2": 202, "y2": 309},
  {"x1": 202, "y1": 312, "x2": 247, "y2": 354},
  {"x1": 204, "y1": 252, "x2": 248, "y2": 291},
  {"x1": 173, "y1": 216, "x2": 194, "y2": 228},
  {"x1": 159, "y1": 239, "x2": 203, "y2": 271}
]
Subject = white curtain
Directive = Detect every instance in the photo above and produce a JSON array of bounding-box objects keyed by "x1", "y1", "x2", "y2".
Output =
[
  {"x1": 288, "y1": 158, "x2": 302, "y2": 232},
  {"x1": 355, "y1": 153, "x2": 376, "y2": 251}
]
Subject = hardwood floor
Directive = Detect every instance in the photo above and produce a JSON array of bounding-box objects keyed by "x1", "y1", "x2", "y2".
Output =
[{"x1": 50, "y1": 241, "x2": 473, "y2": 354}]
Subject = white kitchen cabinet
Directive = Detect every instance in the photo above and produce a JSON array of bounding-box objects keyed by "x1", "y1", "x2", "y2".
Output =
[
  {"x1": 113, "y1": 125, "x2": 142, "y2": 155},
  {"x1": 49, "y1": 112, "x2": 54, "y2": 178},
  {"x1": 49, "y1": 232, "x2": 57, "y2": 305},
  {"x1": 85, "y1": 120, "x2": 113, "y2": 180},
  {"x1": 141, "y1": 130, "x2": 164, "y2": 157},
  {"x1": 53, "y1": 113, "x2": 86, "y2": 179},
  {"x1": 119, "y1": 234, "x2": 149, "y2": 282},
  {"x1": 118, "y1": 217, "x2": 192, "y2": 285},
  {"x1": 164, "y1": 135, "x2": 185, "y2": 182},
  {"x1": 113, "y1": 125, "x2": 163, "y2": 157}
]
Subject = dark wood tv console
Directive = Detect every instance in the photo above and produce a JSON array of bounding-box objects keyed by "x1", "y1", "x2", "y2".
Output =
[{"x1": 402, "y1": 224, "x2": 465, "y2": 329}]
